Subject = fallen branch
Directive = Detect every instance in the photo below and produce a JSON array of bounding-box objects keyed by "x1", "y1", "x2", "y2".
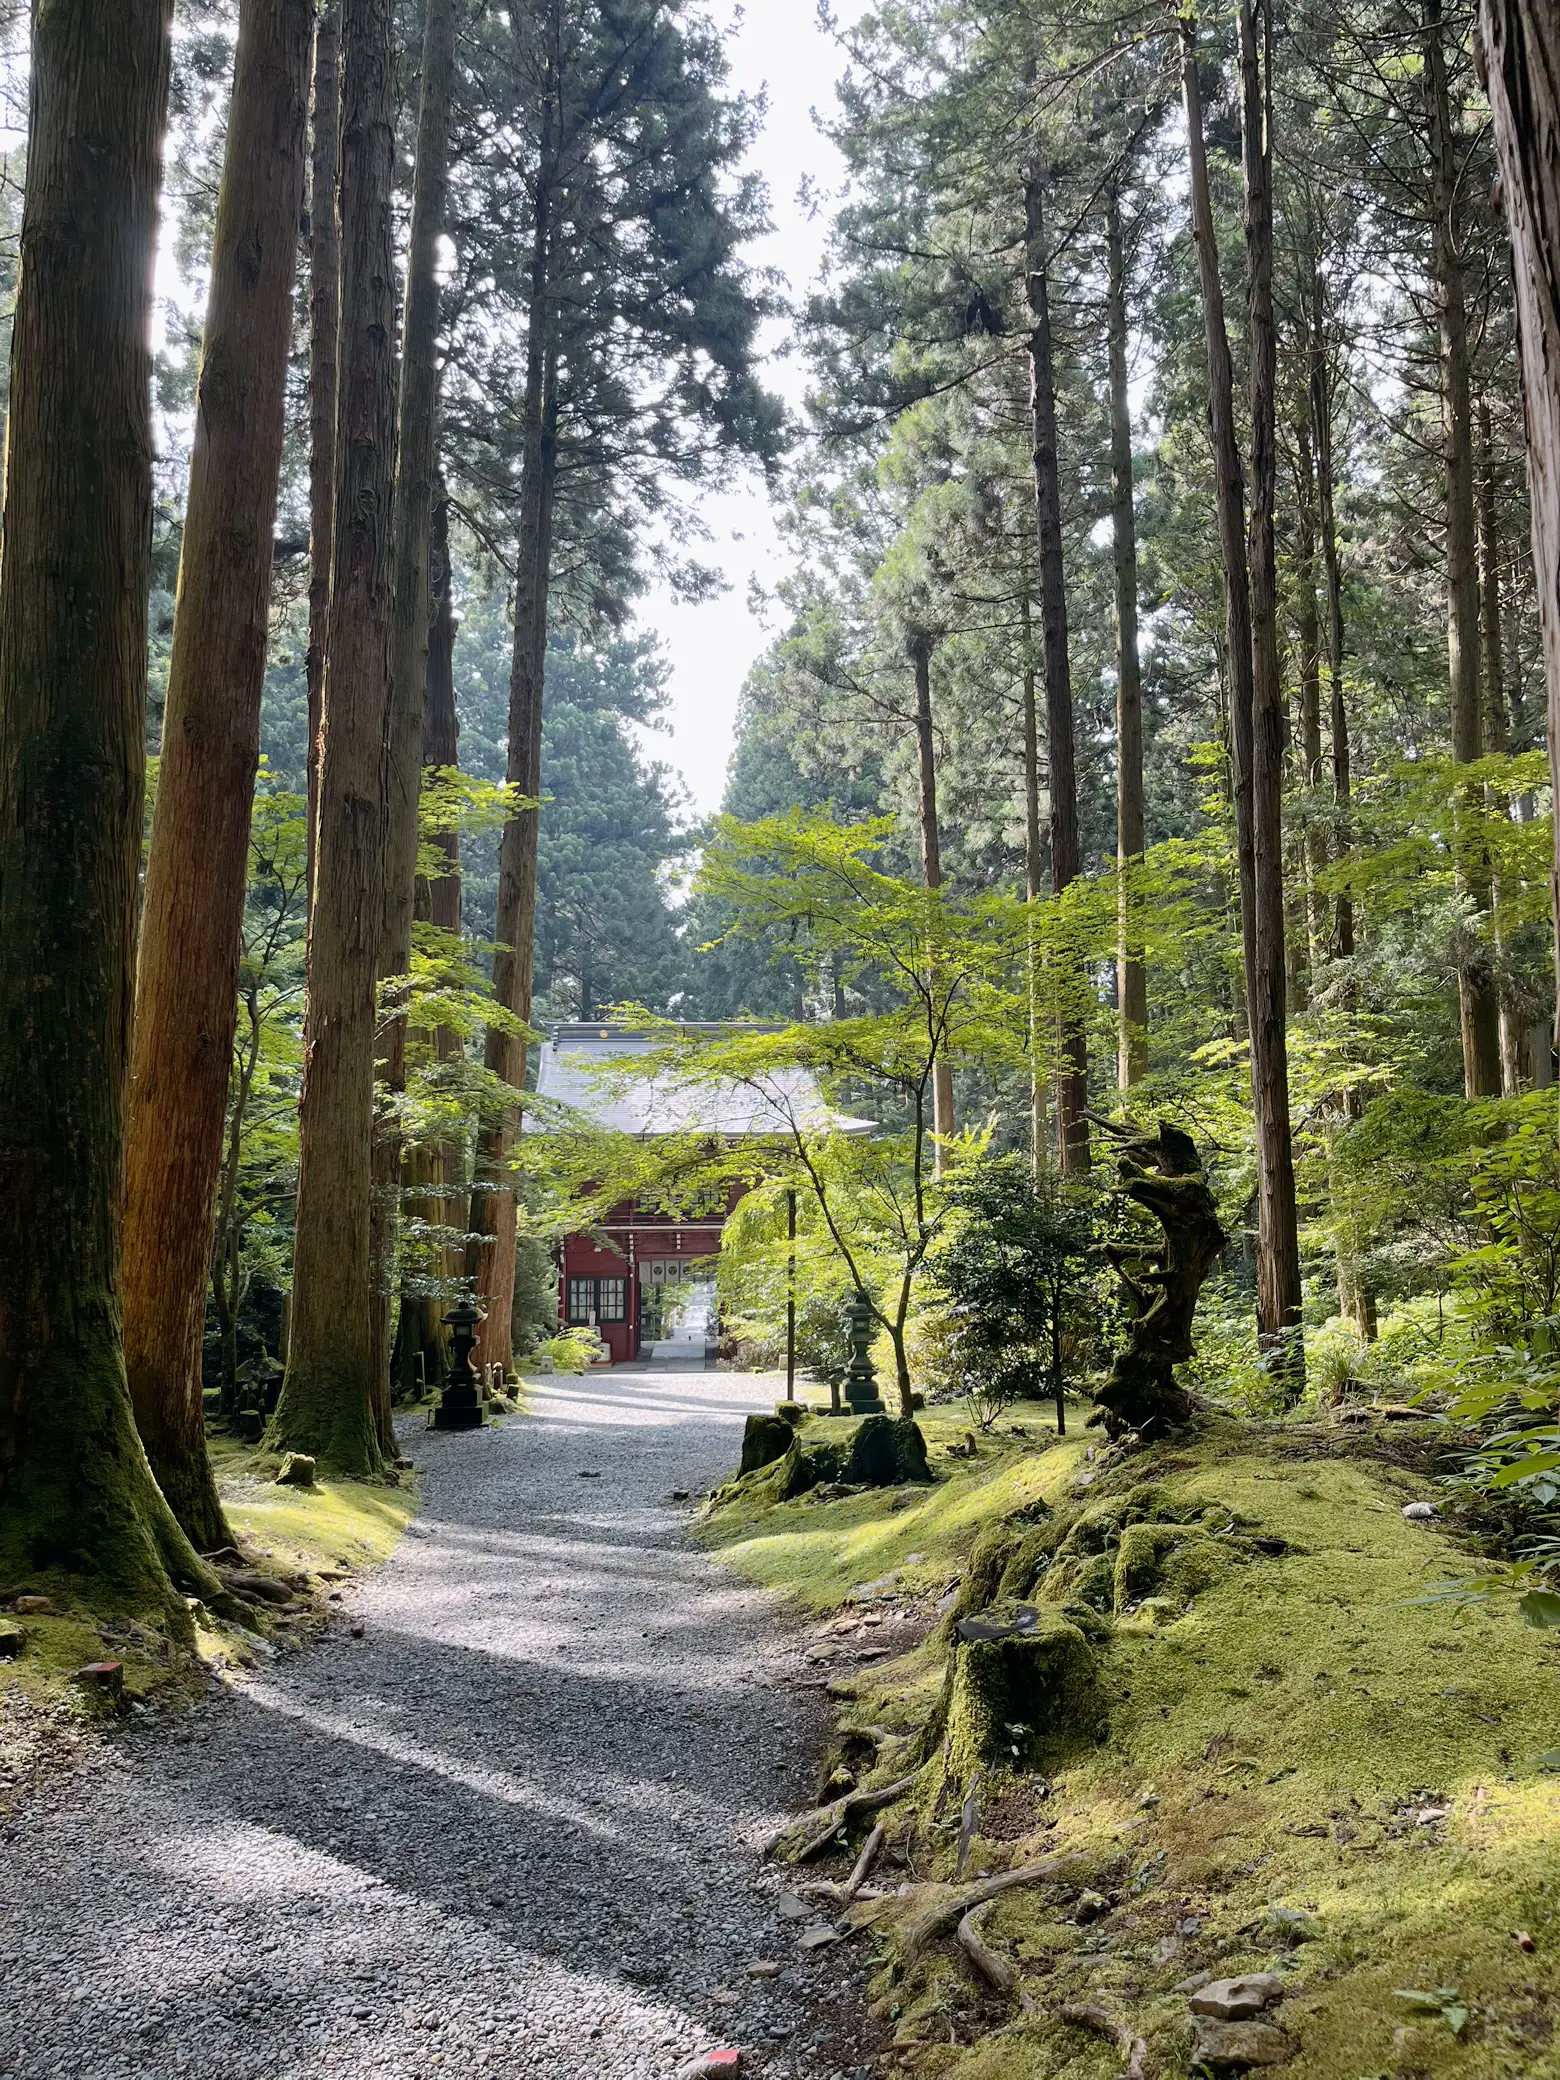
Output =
[
  {"x1": 1060, "y1": 2001, "x2": 1148, "y2": 2080},
  {"x1": 779, "y1": 1772, "x2": 921, "y2": 1864},
  {"x1": 903, "y1": 1850, "x2": 1093, "y2": 1956}
]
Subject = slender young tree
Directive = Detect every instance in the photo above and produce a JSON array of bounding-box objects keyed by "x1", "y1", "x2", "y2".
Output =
[
  {"x1": 272, "y1": 0, "x2": 399, "y2": 1474},
  {"x1": 910, "y1": 629, "x2": 956, "y2": 1167},
  {"x1": 121, "y1": 0, "x2": 314, "y2": 1551},
  {"x1": 306, "y1": 3, "x2": 342, "y2": 912},
  {"x1": 1477, "y1": 0, "x2": 1560, "y2": 1120},
  {"x1": 0, "y1": 0, "x2": 218, "y2": 1607},
  {"x1": 1106, "y1": 177, "x2": 1147, "y2": 1087}
]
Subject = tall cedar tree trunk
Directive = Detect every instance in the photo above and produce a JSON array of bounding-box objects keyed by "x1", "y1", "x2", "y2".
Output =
[
  {"x1": 1309, "y1": 269, "x2": 1374, "y2": 1336},
  {"x1": 305, "y1": 6, "x2": 341, "y2": 915},
  {"x1": 1106, "y1": 181, "x2": 1147, "y2": 1087},
  {"x1": 1479, "y1": 0, "x2": 1560, "y2": 1099},
  {"x1": 370, "y1": 0, "x2": 455, "y2": 1425},
  {"x1": 1424, "y1": 0, "x2": 1502, "y2": 1094},
  {"x1": 0, "y1": 0, "x2": 218, "y2": 1609},
  {"x1": 469, "y1": 67, "x2": 560, "y2": 1376},
  {"x1": 1294, "y1": 420, "x2": 1328, "y2": 985},
  {"x1": 1478, "y1": 395, "x2": 1526, "y2": 1091},
  {"x1": 911, "y1": 632, "x2": 955, "y2": 1171},
  {"x1": 401, "y1": 493, "x2": 461, "y2": 1394},
  {"x1": 1020, "y1": 588, "x2": 1048, "y2": 1170},
  {"x1": 1240, "y1": 0, "x2": 1303, "y2": 1369},
  {"x1": 273, "y1": 0, "x2": 399, "y2": 1474},
  {"x1": 1023, "y1": 163, "x2": 1089, "y2": 1173},
  {"x1": 1478, "y1": 0, "x2": 1560, "y2": 1118},
  {"x1": 120, "y1": 0, "x2": 313, "y2": 1552},
  {"x1": 1311, "y1": 271, "x2": 1355, "y2": 964},
  {"x1": 1183, "y1": 6, "x2": 1302, "y2": 1364}
]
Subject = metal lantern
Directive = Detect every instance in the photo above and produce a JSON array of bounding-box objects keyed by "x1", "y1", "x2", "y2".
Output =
[
  {"x1": 433, "y1": 1295, "x2": 485, "y2": 1431},
  {"x1": 843, "y1": 1287, "x2": 885, "y2": 1415}
]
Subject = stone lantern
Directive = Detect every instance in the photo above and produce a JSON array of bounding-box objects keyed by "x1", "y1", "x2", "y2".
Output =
[
  {"x1": 843, "y1": 1288, "x2": 885, "y2": 1415},
  {"x1": 433, "y1": 1296, "x2": 485, "y2": 1431}
]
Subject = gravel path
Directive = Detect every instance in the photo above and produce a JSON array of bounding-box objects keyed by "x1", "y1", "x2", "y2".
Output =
[{"x1": 0, "y1": 1367, "x2": 874, "y2": 2080}]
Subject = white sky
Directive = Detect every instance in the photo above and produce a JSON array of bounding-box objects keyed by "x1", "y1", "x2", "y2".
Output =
[{"x1": 637, "y1": 0, "x2": 860, "y2": 817}]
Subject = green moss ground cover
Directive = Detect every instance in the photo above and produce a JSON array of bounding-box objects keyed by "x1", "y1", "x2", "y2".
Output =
[
  {"x1": 704, "y1": 1401, "x2": 1560, "y2": 2079},
  {"x1": 0, "y1": 1440, "x2": 416, "y2": 1812}
]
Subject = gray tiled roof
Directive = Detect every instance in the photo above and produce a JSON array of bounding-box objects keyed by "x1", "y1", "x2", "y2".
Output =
[{"x1": 534, "y1": 1023, "x2": 873, "y2": 1138}]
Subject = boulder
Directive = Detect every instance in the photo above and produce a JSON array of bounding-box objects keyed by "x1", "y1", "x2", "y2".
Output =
[
  {"x1": 0, "y1": 1625, "x2": 23, "y2": 1659},
  {"x1": 1190, "y1": 1974, "x2": 1286, "y2": 2021},
  {"x1": 1190, "y1": 2016, "x2": 1291, "y2": 2068},
  {"x1": 773, "y1": 1401, "x2": 807, "y2": 1427},
  {"x1": 12, "y1": 1595, "x2": 54, "y2": 1616},
  {"x1": 740, "y1": 1412, "x2": 795, "y2": 1476},
  {"x1": 844, "y1": 1414, "x2": 931, "y2": 1486},
  {"x1": 275, "y1": 1452, "x2": 316, "y2": 1488},
  {"x1": 946, "y1": 1602, "x2": 1105, "y2": 1774}
]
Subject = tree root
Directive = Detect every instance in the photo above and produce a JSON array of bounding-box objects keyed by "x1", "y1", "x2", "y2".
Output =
[
  {"x1": 772, "y1": 1772, "x2": 921, "y2": 1863},
  {"x1": 903, "y1": 1850, "x2": 1093, "y2": 1957},
  {"x1": 796, "y1": 1819, "x2": 888, "y2": 1907},
  {"x1": 956, "y1": 1899, "x2": 1038, "y2": 2012},
  {"x1": 1060, "y1": 2001, "x2": 1149, "y2": 2079}
]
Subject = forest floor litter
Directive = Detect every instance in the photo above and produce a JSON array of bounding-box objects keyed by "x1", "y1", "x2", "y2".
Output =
[{"x1": 0, "y1": 1367, "x2": 875, "y2": 2080}]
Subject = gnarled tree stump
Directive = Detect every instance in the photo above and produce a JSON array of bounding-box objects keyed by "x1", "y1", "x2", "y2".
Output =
[{"x1": 1088, "y1": 1116, "x2": 1226, "y2": 1438}]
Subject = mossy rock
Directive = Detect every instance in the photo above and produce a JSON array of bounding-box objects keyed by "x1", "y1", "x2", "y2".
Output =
[
  {"x1": 1113, "y1": 1521, "x2": 1239, "y2": 1612},
  {"x1": 740, "y1": 1412, "x2": 796, "y2": 1476},
  {"x1": 946, "y1": 1601, "x2": 1105, "y2": 1775},
  {"x1": 844, "y1": 1415, "x2": 932, "y2": 1487}
]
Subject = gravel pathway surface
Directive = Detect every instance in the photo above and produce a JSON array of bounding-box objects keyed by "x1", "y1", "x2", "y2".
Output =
[{"x1": 0, "y1": 1367, "x2": 875, "y2": 2080}]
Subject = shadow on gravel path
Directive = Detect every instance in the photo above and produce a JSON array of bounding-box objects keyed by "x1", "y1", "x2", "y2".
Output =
[{"x1": 0, "y1": 1367, "x2": 875, "y2": 2080}]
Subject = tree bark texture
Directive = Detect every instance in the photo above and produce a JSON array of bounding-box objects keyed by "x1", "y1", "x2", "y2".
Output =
[
  {"x1": 121, "y1": 0, "x2": 313, "y2": 1550},
  {"x1": 1477, "y1": 396, "x2": 1527, "y2": 1092},
  {"x1": 1020, "y1": 587, "x2": 1048, "y2": 1172},
  {"x1": 1478, "y1": 0, "x2": 1560, "y2": 1117},
  {"x1": 911, "y1": 632, "x2": 956, "y2": 1172},
  {"x1": 1238, "y1": 0, "x2": 1303, "y2": 1368},
  {"x1": 0, "y1": 0, "x2": 217, "y2": 1608},
  {"x1": 305, "y1": 3, "x2": 341, "y2": 915},
  {"x1": 273, "y1": 0, "x2": 398, "y2": 1475},
  {"x1": 1024, "y1": 165, "x2": 1089, "y2": 1174},
  {"x1": 469, "y1": 91, "x2": 559, "y2": 1376},
  {"x1": 1423, "y1": 0, "x2": 1502, "y2": 1095},
  {"x1": 1294, "y1": 419, "x2": 1328, "y2": 987},
  {"x1": 370, "y1": 0, "x2": 454, "y2": 1426},
  {"x1": 1310, "y1": 276, "x2": 1355, "y2": 962},
  {"x1": 1106, "y1": 182, "x2": 1147, "y2": 1088},
  {"x1": 401, "y1": 494, "x2": 460, "y2": 1395}
]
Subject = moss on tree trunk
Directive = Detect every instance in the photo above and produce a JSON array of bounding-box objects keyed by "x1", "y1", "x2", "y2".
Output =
[
  {"x1": 121, "y1": 0, "x2": 314, "y2": 1553},
  {"x1": 0, "y1": 0, "x2": 219, "y2": 1616},
  {"x1": 273, "y1": 0, "x2": 399, "y2": 1478}
]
